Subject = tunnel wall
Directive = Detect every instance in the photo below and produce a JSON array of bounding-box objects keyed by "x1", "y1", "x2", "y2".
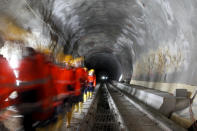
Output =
[
  {"x1": 127, "y1": 0, "x2": 197, "y2": 126},
  {"x1": 127, "y1": 0, "x2": 197, "y2": 90}
]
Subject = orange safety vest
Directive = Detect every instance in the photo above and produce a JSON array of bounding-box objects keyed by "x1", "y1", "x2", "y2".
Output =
[
  {"x1": 88, "y1": 75, "x2": 94, "y2": 83},
  {"x1": 88, "y1": 74, "x2": 96, "y2": 87}
]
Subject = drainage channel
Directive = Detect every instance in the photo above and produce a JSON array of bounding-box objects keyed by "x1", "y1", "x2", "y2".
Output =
[{"x1": 91, "y1": 83, "x2": 121, "y2": 131}]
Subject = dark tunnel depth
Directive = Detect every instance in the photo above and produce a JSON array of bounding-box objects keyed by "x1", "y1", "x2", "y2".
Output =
[{"x1": 85, "y1": 53, "x2": 122, "y2": 82}]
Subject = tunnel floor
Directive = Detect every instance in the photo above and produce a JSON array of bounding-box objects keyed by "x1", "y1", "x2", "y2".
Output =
[
  {"x1": 65, "y1": 83, "x2": 167, "y2": 131},
  {"x1": 58, "y1": 83, "x2": 185, "y2": 131},
  {"x1": 91, "y1": 85, "x2": 119, "y2": 131}
]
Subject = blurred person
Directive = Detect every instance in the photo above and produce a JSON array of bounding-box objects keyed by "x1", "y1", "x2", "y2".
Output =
[
  {"x1": 51, "y1": 54, "x2": 75, "y2": 128},
  {"x1": 36, "y1": 49, "x2": 62, "y2": 131},
  {"x1": 87, "y1": 69, "x2": 96, "y2": 99},
  {"x1": 62, "y1": 55, "x2": 76, "y2": 128},
  {"x1": 72, "y1": 57, "x2": 87, "y2": 113},
  {"x1": 14, "y1": 47, "x2": 55, "y2": 131}
]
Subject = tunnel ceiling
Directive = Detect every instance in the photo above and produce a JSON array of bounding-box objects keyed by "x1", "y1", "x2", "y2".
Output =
[{"x1": 1, "y1": 0, "x2": 197, "y2": 84}]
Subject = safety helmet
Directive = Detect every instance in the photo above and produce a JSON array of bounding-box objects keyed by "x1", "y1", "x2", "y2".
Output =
[
  {"x1": 88, "y1": 69, "x2": 94, "y2": 76},
  {"x1": 64, "y1": 55, "x2": 73, "y2": 63},
  {"x1": 64, "y1": 55, "x2": 73, "y2": 68}
]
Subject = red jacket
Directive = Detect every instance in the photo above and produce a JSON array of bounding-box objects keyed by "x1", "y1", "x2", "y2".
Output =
[
  {"x1": 88, "y1": 75, "x2": 94, "y2": 83},
  {"x1": 51, "y1": 65, "x2": 75, "y2": 96},
  {"x1": 17, "y1": 53, "x2": 55, "y2": 121}
]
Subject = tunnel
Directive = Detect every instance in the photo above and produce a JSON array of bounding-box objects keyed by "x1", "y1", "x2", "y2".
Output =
[
  {"x1": 0, "y1": 0, "x2": 197, "y2": 130},
  {"x1": 85, "y1": 53, "x2": 122, "y2": 81}
]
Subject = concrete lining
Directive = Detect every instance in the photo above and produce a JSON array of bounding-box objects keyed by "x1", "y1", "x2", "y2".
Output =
[
  {"x1": 113, "y1": 81, "x2": 176, "y2": 117},
  {"x1": 130, "y1": 80, "x2": 197, "y2": 128}
]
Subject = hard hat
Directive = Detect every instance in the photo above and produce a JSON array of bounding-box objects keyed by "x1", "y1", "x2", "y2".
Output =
[
  {"x1": 64, "y1": 55, "x2": 73, "y2": 63},
  {"x1": 88, "y1": 69, "x2": 95, "y2": 75},
  {"x1": 89, "y1": 69, "x2": 94, "y2": 72}
]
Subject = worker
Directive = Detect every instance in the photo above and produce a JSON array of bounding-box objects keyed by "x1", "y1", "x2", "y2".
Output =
[
  {"x1": 59, "y1": 54, "x2": 76, "y2": 128},
  {"x1": 50, "y1": 54, "x2": 75, "y2": 129},
  {"x1": 16, "y1": 47, "x2": 55, "y2": 131},
  {"x1": 41, "y1": 49, "x2": 64, "y2": 131},
  {"x1": 52, "y1": 55, "x2": 73, "y2": 101},
  {"x1": 73, "y1": 57, "x2": 87, "y2": 113},
  {"x1": 87, "y1": 69, "x2": 96, "y2": 99}
]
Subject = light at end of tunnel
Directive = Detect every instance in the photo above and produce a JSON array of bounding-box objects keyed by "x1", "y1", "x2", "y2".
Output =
[
  {"x1": 119, "y1": 74, "x2": 123, "y2": 82},
  {"x1": 101, "y1": 76, "x2": 105, "y2": 80},
  {"x1": 101, "y1": 76, "x2": 108, "y2": 80}
]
